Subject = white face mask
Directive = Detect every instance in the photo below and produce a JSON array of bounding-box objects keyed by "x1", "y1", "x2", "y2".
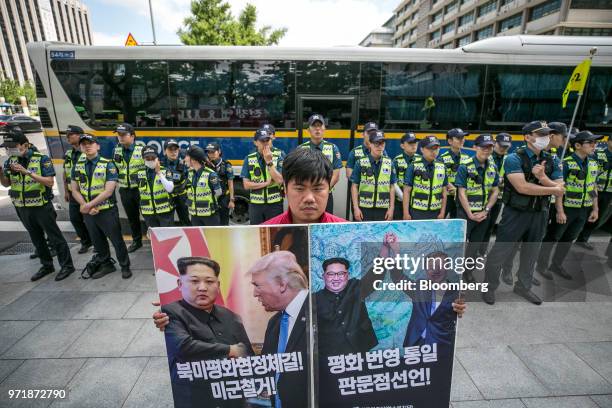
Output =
[
  {"x1": 145, "y1": 160, "x2": 156, "y2": 169},
  {"x1": 6, "y1": 148, "x2": 20, "y2": 156},
  {"x1": 532, "y1": 136, "x2": 550, "y2": 150}
]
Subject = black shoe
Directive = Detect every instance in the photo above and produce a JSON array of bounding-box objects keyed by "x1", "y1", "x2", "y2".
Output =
[
  {"x1": 550, "y1": 264, "x2": 573, "y2": 280},
  {"x1": 55, "y1": 267, "x2": 75, "y2": 281},
  {"x1": 576, "y1": 241, "x2": 594, "y2": 251},
  {"x1": 121, "y1": 265, "x2": 132, "y2": 279},
  {"x1": 532, "y1": 277, "x2": 541, "y2": 286},
  {"x1": 91, "y1": 261, "x2": 116, "y2": 279},
  {"x1": 482, "y1": 290, "x2": 495, "y2": 305},
  {"x1": 501, "y1": 271, "x2": 513, "y2": 286},
  {"x1": 31, "y1": 266, "x2": 54, "y2": 281},
  {"x1": 537, "y1": 266, "x2": 554, "y2": 280},
  {"x1": 78, "y1": 243, "x2": 92, "y2": 254},
  {"x1": 513, "y1": 286, "x2": 542, "y2": 305},
  {"x1": 463, "y1": 271, "x2": 476, "y2": 284},
  {"x1": 49, "y1": 247, "x2": 57, "y2": 257},
  {"x1": 127, "y1": 241, "x2": 142, "y2": 253},
  {"x1": 29, "y1": 252, "x2": 39, "y2": 259}
]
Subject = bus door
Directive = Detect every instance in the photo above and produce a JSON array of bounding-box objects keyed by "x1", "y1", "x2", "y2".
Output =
[{"x1": 297, "y1": 96, "x2": 357, "y2": 219}]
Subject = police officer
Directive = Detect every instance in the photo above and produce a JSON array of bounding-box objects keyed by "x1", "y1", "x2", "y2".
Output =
[
  {"x1": 185, "y1": 146, "x2": 223, "y2": 226},
  {"x1": 241, "y1": 129, "x2": 284, "y2": 224},
  {"x1": 0, "y1": 128, "x2": 76, "y2": 281},
  {"x1": 576, "y1": 134, "x2": 612, "y2": 249},
  {"x1": 439, "y1": 128, "x2": 470, "y2": 218},
  {"x1": 482, "y1": 121, "x2": 564, "y2": 306},
  {"x1": 299, "y1": 114, "x2": 343, "y2": 213},
  {"x1": 160, "y1": 139, "x2": 190, "y2": 226},
  {"x1": 72, "y1": 134, "x2": 132, "y2": 279},
  {"x1": 455, "y1": 134, "x2": 500, "y2": 283},
  {"x1": 346, "y1": 121, "x2": 378, "y2": 180},
  {"x1": 205, "y1": 142, "x2": 235, "y2": 226},
  {"x1": 260, "y1": 124, "x2": 286, "y2": 164},
  {"x1": 403, "y1": 136, "x2": 448, "y2": 220},
  {"x1": 536, "y1": 131, "x2": 602, "y2": 280},
  {"x1": 547, "y1": 122, "x2": 569, "y2": 159},
  {"x1": 350, "y1": 131, "x2": 396, "y2": 222},
  {"x1": 392, "y1": 132, "x2": 419, "y2": 220},
  {"x1": 113, "y1": 123, "x2": 144, "y2": 252},
  {"x1": 63, "y1": 125, "x2": 92, "y2": 254},
  {"x1": 138, "y1": 146, "x2": 175, "y2": 228}
]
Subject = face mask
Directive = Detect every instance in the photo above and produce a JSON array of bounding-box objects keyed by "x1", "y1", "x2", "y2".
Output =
[
  {"x1": 533, "y1": 136, "x2": 550, "y2": 150},
  {"x1": 145, "y1": 160, "x2": 156, "y2": 169},
  {"x1": 6, "y1": 148, "x2": 21, "y2": 156}
]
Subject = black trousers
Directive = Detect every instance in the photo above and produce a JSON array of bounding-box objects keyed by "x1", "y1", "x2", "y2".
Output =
[
  {"x1": 171, "y1": 194, "x2": 191, "y2": 226},
  {"x1": 326, "y1": 193, "x2": 334, "y2": 214},
  {"x1": 119, "y1": 187, "x2": 142, "y2": 243},
  {"x1": 83, "y1": 206, "x2": 130, "y2": 267},
  {"x1": 143, "y1": 212, "x2": 175, "y2": 229},
  {"x1": 458, "y1": 207, "x2": 492, "y2": 275},
  {"x1": 409, "y1": 208, "x2": 440, "y2": 220},
  {"x1": 480, "y1": 201, "x2": 503, "y2": 255},
  {"x1": 359, "y1": 207, "x2": 389, "y2": 222},
  {"x1": 445, "y1": 194, "x2": 458, "y2": 218},
  {"x1": 484, "y1": 206, "x2": 548, "y2": 291},
  {"x1": 191, "y1": 213, "x2": 221, "y2": 226},
  {"x1": 218, "y1": 195, "x2": 231, "y2": 226},
  {"x1": 249, "y1": 202, "x2": 283, "y2": 225},
  {"x1": 69, "y1": 197, "x2": 91, "y2": 246},
  {"x1": 577, "y1": 192, "x2": 612, "y2": 242},
  {"x1": 393, "y1": 200, "x2": 403, "y2": 220},
  {"x1": 16, "y1": 203, "x2": 74, "y2": 270},
  {"x1": 537, "y1": 206, "x2": 590, "y2": 271}
]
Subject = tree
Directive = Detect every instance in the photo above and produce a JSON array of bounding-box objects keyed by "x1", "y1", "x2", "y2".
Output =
[
  {"x1": 178, "y1": 0, "x2": 287, "y2": 46},
  {"x1": 0, "y1": 79, "x2": 36, "y2": 105}
]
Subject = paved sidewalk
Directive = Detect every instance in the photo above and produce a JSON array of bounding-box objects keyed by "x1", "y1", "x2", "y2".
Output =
[{"x1": 1, "y1": 243, "x2": 612, "y2": 408}]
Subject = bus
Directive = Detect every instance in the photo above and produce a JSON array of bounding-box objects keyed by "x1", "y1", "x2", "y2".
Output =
[{"x1": 26, "y1": 35, "x2": 612, "y2": 222}]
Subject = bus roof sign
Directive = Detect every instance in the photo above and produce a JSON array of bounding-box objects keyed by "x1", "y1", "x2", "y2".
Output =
[{"x1": 50, "y1": 50, "x2": 75, "y2": 59}]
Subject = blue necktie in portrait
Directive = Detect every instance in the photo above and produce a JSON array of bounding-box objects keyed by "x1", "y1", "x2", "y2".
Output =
[{"x1": 275, "y1": 311, "x2": 290, "y2": 408}]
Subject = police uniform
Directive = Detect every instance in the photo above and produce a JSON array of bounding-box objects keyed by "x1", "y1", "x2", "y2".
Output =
[
  {"x1": 72, "y1": 134, "x2": 131, "y2": 277},
  {"x1": 139, "y1": 146, "x2": 175, "y2": 228},
  {"x1": 241, "y1": 130, "x2": 284, "y2": 224},
  {"x1": 536, "y1": 131, "x2": 603, "y2": 279},
  {"x1": 1, "y1": 130, "x2": 75, "y2": 281},
  {"x1": 350, "y1": 131, "x2": 397, "y2": 221},
  {"x1": 439, "y1": 128, "x2": 471, "y2": 218},
  {"x1": 393, "y1": 132, "x2": 420, "y2": 220},
  {"x1": 186, "y1": 146, "x2": 222, "y2": 226},
  {"x1": 300, "y1": 114, "x2": 343, "y2": 214},
  {"x1": 576, "y1": 140, "x2": 612, "y2": 245},
  {"x1": 403, "y1": 136, "x2": 448, "y2": 220},
  {"x1": 455, "y1": 135, "x2": 500, "y2": 282},
  {"x1": 205, "y1": 142, "x2": 235, "y2": 226},
  {"x1": 63, "y1": 126, "x2": 92, "y2": 253},
  {"x1": 346, "y1": 122, "x2": 379, "y2": 174},
  {"x1": 112, "y1": 123, "x2": 144, "y2": 250},
  {"x1": 483, "y1": 121, "x2": 562, "y2": 305},
  {"x1": 161, "y1": 139, "x2": 191, "y2": 226}
]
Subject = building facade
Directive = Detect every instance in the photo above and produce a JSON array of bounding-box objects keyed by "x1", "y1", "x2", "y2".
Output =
[
  {"x1": 360, "y1": 16, "x2": 396, "y2": 47},
  {"x1": 391, "y1": 0, "x2": 612, "y2": 49},
  {"x1": 0, "y1": 0, "x2": 92, "y2": 84}
]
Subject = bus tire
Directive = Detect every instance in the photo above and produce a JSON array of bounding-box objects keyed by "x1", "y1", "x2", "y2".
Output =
[{"x1": 231, "y1": 178, "x2": 250, "y2": 225}]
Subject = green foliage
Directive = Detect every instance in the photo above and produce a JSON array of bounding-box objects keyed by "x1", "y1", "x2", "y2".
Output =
[
  {"x1": 178, "y1": 0, "x2": 287, "y2": 46},
  {"x1": 0, "y1": 79, "x2": 36, "y2": 105}
]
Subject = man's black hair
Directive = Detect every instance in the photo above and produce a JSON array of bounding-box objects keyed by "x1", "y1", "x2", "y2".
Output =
[
  {"x1": 177, "y1": 256, "x2": 220, "y2": 277},
  {"x1": 282, "y1": 148, "x2": 332, "y2": 186},
  {"x1": 322, "y1": 257, "x2": 350, "y2": 272}
]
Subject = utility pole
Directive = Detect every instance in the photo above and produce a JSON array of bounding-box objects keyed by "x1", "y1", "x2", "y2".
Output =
[{"x1": 148, "y1": 0, "x2": 157, "y2": 45}]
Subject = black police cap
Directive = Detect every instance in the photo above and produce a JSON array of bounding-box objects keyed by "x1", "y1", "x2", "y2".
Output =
[
  {"x1": 549, "y1": 122, "x2": 568, "y2": 137},
  {"x1": 447, "y1": 128, "x2": 469, "y2": 139},
  {"x1": 368, "y1": 131, "x2": 385, "y2": 144},
  {"x1": 186, "y1": 145, "x2": 206, "y2": 162},
  {"x1": 495, "y1": 133, "x2": 512, "y2": 146},
  {"x1": 254, "y1": 129, "x2": 272, "y2": 141},
  {"x1": 401, "y1": 132, "x2": 417, "y2": 143},
  {"x1": 78, "y1": 134, "x2": 98, "y2": 144},
  {"x1": 114, "y1": 123, "x2": 135, "y2": 134},
  {"x1": 205, "y1": 142, "x2": 221, "y2": 152},
  {"x1": 522, "y1": 121, "x2": 551, "y2": 135},
  {"x1": 475, "y1": 134, "x2": 495, "y2": 147},
  {"x1": 419, "y1": 135, "x2": 441, "y2": 149},
  {"x1": 573, "y1": 130, "x2": 603, "y2": 143},
  {"x1": 363, "y1": 122, "x2": 378, "y2": 133},
  {"x1": 164, "y1": 139, "x2": 179, "y2": 149},
  {"x1": 260, "y1": 124, "x2": 276, "y2": 135},
  {"x1": 65, "y1": 125, "x2": 84, "y2": 135},
  {"x1": 0, "y1": 127, "x2": 28, "y2": 147},
  {"x1": 308, "y1": 114, "x2": 325, "y2": 127},
  {"x1": 142, "y1": 145, "x2": 158, "y2": 158}
]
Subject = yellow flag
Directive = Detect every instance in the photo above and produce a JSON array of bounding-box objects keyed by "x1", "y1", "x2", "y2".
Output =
[
  {"x1": 562, "y1": 58, "x2": 591, "y2": 108},
  {"x1": 125, "y1": 33, "x2": 138, "y2": 47}
]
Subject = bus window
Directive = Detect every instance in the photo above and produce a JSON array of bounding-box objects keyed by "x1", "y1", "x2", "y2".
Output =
[
  {"x1": 358, "y1": 62, "x2": 383, "y2": 128},
  {"x1": 296, "y1": 61, "x2": 360, "y2": 96},
  {"x1": 583, "y1": 67, "x2": 612, "y2": 129},
  {"x1": 380, "y1": 63, "x2": 484, "y2": 131}
]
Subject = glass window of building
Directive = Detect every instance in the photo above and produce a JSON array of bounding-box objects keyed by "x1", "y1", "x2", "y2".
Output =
[
  {"x1": 529, "y1": 0, "x2": 561, "y2": 21},
  {"x1": 446, "y1": 0, "x2": 458, "y2": 14},
  {"x1": 443, "y1": 23, "x2": 455, "y2": 34},
  {"x1": 432, "y1": 10, "x2": 443, "y2": 24},
  {"x1": 570, "y1": 0, "x2": 610, "y2": 9},
  {"x1": 563, "y1": 27, "x2": 612, "y2": 36},
  {"x1": 478, "y1": 0, "x2": 497, "y2": 16},
  {"x1": 499, "y1": 13, "x2": 522, "y2": 31},
  {"x1": 458, "y1": 35, "x2": 471, "y2": 46},
  {"x1": 431, "y1": 30, "x2": 441, "y2": 40},
  {"x1": 459, "y1": 12, "x2": 474, "y2": 27},
  {"x1": 442, "y1": 42, "x2": 455, "y2": 49},
  {"x1": 477, "y1": 25, "x2": 494, "y2": 40}
]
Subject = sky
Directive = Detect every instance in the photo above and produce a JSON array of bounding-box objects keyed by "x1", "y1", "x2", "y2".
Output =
[{"x1": 86, "y1": 0, "x2": 397, "y2": 47}]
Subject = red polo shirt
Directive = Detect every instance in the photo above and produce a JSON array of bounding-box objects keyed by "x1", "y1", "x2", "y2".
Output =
[{"x1": 262, "y1": 210, "x2": 346, "y2": 225}]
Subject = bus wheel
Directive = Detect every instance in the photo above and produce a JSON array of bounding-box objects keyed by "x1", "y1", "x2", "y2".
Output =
[{"x1": 230, "y1": 195, "x2": 250, "y2": 225}]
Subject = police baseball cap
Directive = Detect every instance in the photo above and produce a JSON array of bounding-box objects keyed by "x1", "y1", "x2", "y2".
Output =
[
  {"x1": 363, "y1": 122, "x2": 378, "y2": 133},
  {"x1": 0, "y1": 128, "x2": 28, "y2": 147},
  {"x1": 401, "y1": 132, "x2": 417, "y2": 143},
  {"x1": 164, "y1": 139, "x2": 179, "y2": 149},
  {"x1": 496, "y1": 133, "x2": 512, "y2": 147},
  {"x1": 573, "y1": 130, "x2": 603, "y2": 143},
  {"x1": 522, "y1": 120, "x2": 551, "y2": 135},
  {"x1": 114, "y1": 123, "x2": 134, "y2": 134},
  {"x1": 142, "y1": 145, "x2": 158, "y2": 158},
  {"x1": 447, "y1": 128, "x2": 469, "y2": 139},
  {"x1": 78, "y1": 134, "x2": 98, "y2": 144},
  {"x1": 369, "y1": 131, "x2": 385, "y2": 144},
  {"x1": 205, "y1": 142, "x2": 221, "y2": 152},
  {"x1": 65, "y1": 125, "x2": 84, "y2": 135},
  {"x1": 475, "y1": 134, "x2": 495, "y2": 147},
  {"x1": 260, "y1": 124, "x2": 275, "y2": 135},
  {"x1": 254, "y1": 129, "x2": 272, "y2": 141},
  {"x1": 308, "y1": 114, "x2": 325, "y2": 127},
  {"x1": 549, "y1": 122, "x2": 568, "y2": 137},
  {"x1": 186, "y1": 145, "x2": 206, "y2": 161},
  {"x1": 419, "y1": 135, "x2": 441, "y2": 149}
]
